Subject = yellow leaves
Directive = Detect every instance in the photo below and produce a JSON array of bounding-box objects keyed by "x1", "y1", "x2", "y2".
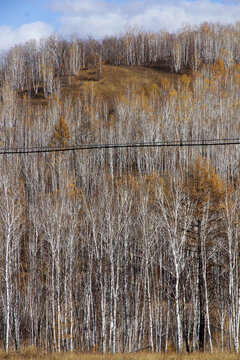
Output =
[
  {"x1": 204, "y1": 78, "x2": 213, "y2": 87},
  {"x1": 144, "y1": 171, "x2": 163, "y2": 190},
  {"x1": 186, "y1": 157, "x2": 225, "y2": 214},
  {"x1": 116, "y1": 171, "x2": 164, "y2": 205},
  {"x1": 160, "y1": 78, "x2": 171, "y2": 92},
  {"x1": 219, "y1": 48, "x2": 234, "y2": 68},
  {"x1": 88, "y1": 104, "x2": 102, "y2": 130},
  {"x1": 67, "y1": 181, "x2": 84, "y2": 201},
  {"x1": 235, "y1": 63, "x2": 240, "y2": 74},
  {"x1": 233, "y1": 100, "x2": 240, "y2": 108},
  {"x1": 214, "y1": 57, "x2": 225, "y2": 76},
  {"x1": 169, "y1": 89, "x2": 178, "y2": 99},
  {"x1": 116, "y1": 173, "x2": 140, "y2": 192},
  {"x1": 180, "y1": 74, "x2": 191, "y2": 87},
  {"x1": 118, "y1": 84, "x2": 158, "y2": 123},
  {"x1": 118, "y1": 94, "x2": 132, "y2": 106},
  {"x1": 50, "y1": 116, "x2": 71, "y2": 147},
  {"x1": 142, "y1": 172, "x2": 164, "y2": 204},
  {"x1": 92, "y1": 344, "x2": 99, "y2": 353},
  {"x1": 235, "y1": 73, "x2": 240, "y2": 87},
  {"x1": 142, "y1": 82, "x2": 159, "y2": 103},
  {"x1": 152, "y1": 83, "x2": 159, "y2": 91},
  {"x1": 106, "y1": 110, "x2": 116, "y2": 128}
]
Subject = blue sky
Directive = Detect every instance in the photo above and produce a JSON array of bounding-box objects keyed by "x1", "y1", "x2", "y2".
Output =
[
  {"x1": 0, "y1": 0, "x2": 240, "y2": 51},
  {"x1": 0, "y1": 0, "x2": 55, "y2": 28}
]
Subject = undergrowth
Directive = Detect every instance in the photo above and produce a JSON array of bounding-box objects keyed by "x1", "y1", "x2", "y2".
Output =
[{"x1": 0, "y1": 348, "x2": 239, "y2": 360}]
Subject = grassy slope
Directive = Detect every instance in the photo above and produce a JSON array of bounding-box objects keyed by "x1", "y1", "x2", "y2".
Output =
[
  {"x1": 62, "y1": 65, "x2": 181, "y2": 101},
  {"x1": 0, "y1": 348, "x2": 239, "y2": 360},
  {"x1": 21, "y1": 64, "x2": 182, "y2": 107}
]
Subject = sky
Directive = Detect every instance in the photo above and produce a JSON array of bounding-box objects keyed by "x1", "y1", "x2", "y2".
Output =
[{"x1": 0, "y1": 0, "x2": 240, "y2": 52}]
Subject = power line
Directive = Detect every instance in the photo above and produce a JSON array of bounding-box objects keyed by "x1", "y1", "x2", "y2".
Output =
[{"x1": 0, "y1": 138, "x2": 240, "y2": 155}]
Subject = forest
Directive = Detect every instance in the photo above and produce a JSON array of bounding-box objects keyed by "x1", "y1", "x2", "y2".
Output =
[{"x1": 0, "y1": 22, "x2": 240, "y2": 354}]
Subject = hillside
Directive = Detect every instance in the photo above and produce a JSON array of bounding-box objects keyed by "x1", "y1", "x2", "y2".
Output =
[
  {"x1": 16, "y1": 64, "x2": 181, "y2": 106},
  {"x1": 0, "y1": 24, "x2": 240, "y2": 355}
]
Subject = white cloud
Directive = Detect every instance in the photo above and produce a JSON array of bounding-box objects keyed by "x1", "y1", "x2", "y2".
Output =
[
  {"x1": 0, "y1": 21, "x2": 53, "y2": 52},
  {"x1": 1, "y1": 0, "x2": 239, "y2": 52},
  {"x1": 51, "y1": 0, "x2": 240, "y2": 38},
  {"x1": 59, "y1": 12, "x2": 128, "y2": 38},
  {"x1": 51, "y1": 0, "x2": 109, "y2": 15}
]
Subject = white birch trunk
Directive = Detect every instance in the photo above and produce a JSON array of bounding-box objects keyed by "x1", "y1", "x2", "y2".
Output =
[
  {"x1": 5, "y1": 237, "x2": 10, "y2": 352},
  {"x1": 175, "y1": 271, "x2": 183, "y2": 352}
]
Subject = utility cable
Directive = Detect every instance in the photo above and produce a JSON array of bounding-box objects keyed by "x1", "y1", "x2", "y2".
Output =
[{"x1": 0, "y1": 138, "x2": 239, "y2": 155}]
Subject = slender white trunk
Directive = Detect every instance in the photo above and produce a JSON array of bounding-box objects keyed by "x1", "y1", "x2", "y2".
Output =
[
  {"x1": 228, "y1": 235, "x2": 233, "y2": 351},
  {"x1": 56, "y1": 258, "x2": 61, "y2": 353},
  {"x1": 204, "y1": 272, "x2": 212, "y2": 353},
  {"x1": 138, "y1": 273, "x2": 146, "y2": 351},
  {"x1": 5, "y1": 237, "x2": 10, "y2": 352},
  {"x1": 101, "y1": 277, "x2": 107, "y2": 353},
  {"x1": 175, "y1": 272, "x2": 183, "y2": 352},
  {"x1": 51, "y1": 259, "x2": 57, "y2": 351},
  {"x1": 165, "y1": 280, "x2": 170, "y2": 352},
  {"x1": 69, "y1": 242, "x2": 74, "y2": 352},
  {"x1": 64, "y1": 272, "x2": 68, "y2": 351},
  {"x1": 112, "y1": 257, "x2": 119, "y2": 353},
  {"x1": 234, "y1": 289, "x2": 240, "y2": 353},
  {"x1": 146, "y1": 267, "x2": 154, "y2": 351},
  {"x1": 134, "y1": 281, "x2": 140, "y2": 351},
  {"x1": 69, "y1": 286, "x2": 73, "y2": 352}
]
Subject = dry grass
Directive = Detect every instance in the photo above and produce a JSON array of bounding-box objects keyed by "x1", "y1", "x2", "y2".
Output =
[
  {"x1": 59, "y1": 64, "x2": 182, "y2": 103},
  {"x1": 0, "y1": 348, "x2": 239, "y2": 360},
  {"x1": 17, "y1": 64, "x2": 184, "y2": 108}
]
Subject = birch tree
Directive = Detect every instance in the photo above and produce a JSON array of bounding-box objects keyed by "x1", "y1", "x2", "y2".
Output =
[{"x1": 0, "y1": 176, "x2": 24, "y2": 351}]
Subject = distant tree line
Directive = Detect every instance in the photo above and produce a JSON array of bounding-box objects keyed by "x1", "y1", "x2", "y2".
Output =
[{"x1": 1, "y1": 22, "x2": 240, "y2": 96}]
